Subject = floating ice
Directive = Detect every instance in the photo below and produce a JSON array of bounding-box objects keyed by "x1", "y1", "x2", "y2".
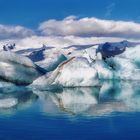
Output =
[
  {"x1": 0, "y1": 51, "x2": 42, "y2": 85},
  {"x1": 119, "y1": 44, "x2": 140, "y2": 65},
  {"x1": 30, "y1": 49, "x2": 67, "y2": 72},
  {"x1": 32, "y1": 57, "x2": 99, "y2": 87},
  {"x1": 97, "y1": 41, "x2": 126, "y2": 58},
  {"x1": 54, "y1": 57, "x2": 99, "y2": 87},
  {"x1": 0, "y1": 40, "x2": 140, "y2": 88}
]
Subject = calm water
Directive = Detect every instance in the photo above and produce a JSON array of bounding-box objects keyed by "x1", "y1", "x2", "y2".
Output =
[{"x1": 0, "y1": 80, "x2": 140, "y2": 140}]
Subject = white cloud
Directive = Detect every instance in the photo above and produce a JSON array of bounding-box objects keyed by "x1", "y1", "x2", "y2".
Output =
[
  {"x1": 39, "y1": 16, "x2": 140, "y2": 39},
  {"x1": 1, "y1": 16, "x2": 140, "y2": 50},
  {"x1": 0, "y1": 24, "x2": 34, "y2": 39}
]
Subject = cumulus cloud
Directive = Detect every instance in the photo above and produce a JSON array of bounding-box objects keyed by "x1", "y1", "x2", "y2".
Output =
[
  {"x1": 38, "y1": 16, "x2": 140, "y2": 39},
  {"x1": 1, "y1": 16, "x2": 140, "y2": 49},
  {"x1": 0, "y1": 24, "x2": 34, "y2": 39}
]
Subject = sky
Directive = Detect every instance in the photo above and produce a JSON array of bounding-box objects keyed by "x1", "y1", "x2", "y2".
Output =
[
  {"x1": 0, "y1": 0, "x2": 140, "y2": 48},
  {"x1": 0, "y1": 0, "x2": 140, "y2": 28}
]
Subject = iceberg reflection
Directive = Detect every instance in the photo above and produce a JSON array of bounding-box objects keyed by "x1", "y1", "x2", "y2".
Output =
[
  {"x1": 0, "y1": 81, "x2": 38, "y2": 115},
  {"x1": 37, "y1": 81, "x2": 140, "y2": 116},
  {"x1": 1, "y1": 80, "x2": 140, "y2": 117}
]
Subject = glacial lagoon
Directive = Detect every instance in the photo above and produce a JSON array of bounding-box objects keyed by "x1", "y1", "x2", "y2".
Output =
[{"x1": 0, "y1": 80, "x2": 140, "y2": 139}]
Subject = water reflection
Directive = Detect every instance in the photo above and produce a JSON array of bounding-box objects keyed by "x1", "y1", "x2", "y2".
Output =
[
  {"x1": 0, "y1": 80, "x2": 140, "y2": 117},
  {"x1": 48, "y1": 87, "x2": 99, "y2": 115},
  {"x1": 35, "y1": 81, "x2": 140, "y2": 116},
  {"x1": 0, "y1": 81, "x2": 38, "y2": 115}
]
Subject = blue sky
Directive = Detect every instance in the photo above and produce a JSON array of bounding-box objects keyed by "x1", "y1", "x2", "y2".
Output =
[
  {"x1": 0, "y1": 0, "x2": 140, "y2": 42},
  {"x1": 0, "y1": 0, "x2": 140, "y2": 28}
]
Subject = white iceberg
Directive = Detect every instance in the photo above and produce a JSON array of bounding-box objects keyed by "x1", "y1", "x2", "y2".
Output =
[
  {"x1": 54, "y1": 57, "x2": 99, "y2": 87},
  {"x1": 105, "y1": 57, "x2": 140, "y2": 80},
  {"x1": 1, "y1": 40, "x2": 140, "y2": 88},
  {"x1": 0, "y1": 51, "x2": 42, "y2": 85},
  {"x1": 28, "y1": 48, "x2": 67, "y2": 72},
  {"x1": 31, "y1": 57, "x2": 99, "y2": 87},
  {"x1": 119, "y1": 45, "x2": 140, "y2": 64},
  {"x1": 31, "y1": 44, "x2": 140, "y2": 88}
]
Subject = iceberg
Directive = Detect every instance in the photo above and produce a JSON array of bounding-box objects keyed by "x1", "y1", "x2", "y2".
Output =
[
  {"x1": 0, "y1": 51, "x2": 42, "y2": 85},
  {"x1": 119, "y1": 44, "x2": 140, "y2": 65},
  {"x1": 54, "y1": 57, "x2": 99, "y2": 87},
  {"x1": 97, "y1": 41, "x2": 126, "y2": 58},
  {"x1": 0, "y1": 40, "x2": 140, "y2": 88},
  {"x1": 105, "y1": 57, "x2": 140, "y2": 80},
  {"x1": 31, "y1": 41, "x2": 140, "y2": 88},
  {"x1": 28, "y1": 48, "x2": 67, "y2": 72},
  {"x1": 31, "y1": 57, "x2": 99, "y2": 87},
  {"x1": 92, "y1": 56, "x2": 140, "y2": 80}
]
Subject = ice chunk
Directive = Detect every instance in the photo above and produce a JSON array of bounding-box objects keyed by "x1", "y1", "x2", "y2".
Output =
[
  {"x1": 31, "y1": 57, "x2": 99, "y2": 87},
  {"x1": 33, "y1": 49, "x2": 67, "y2": 72},
  {"x1": 31, "y1": 68, "x2": 63, "y2": 90},
  {"x1": 119, "y1": 45, "x2": 140, "y2": 66},
  {"x1": 0, "y1": 51, "x2": 35, "y2": 67},
  {"x1": 0, "y1": 80, "x2": 15, "y2": 88},
  {"x1": 0, "y1": 51, "x2": 41, "y2": 85},
  {"x1": 91, "y1": 54, "x2": 140, "y2": 80},
  {"x1": 106, "y1": 57, "x2": 140, "y2": 80},
  {"x1": 54, "y1": 57, "x2": 99, "y2": 87},
  {"x1": 93, "y1": 60, "x2": 114, "y2": 79},
  {"x1": 66, "y1": 45, "x2": 101, "y2": 63},
  {"x1": 28, "y1": 47, "x2": 46, "y2": 62},
  {"x1": 97, "y1": 41, "x2": 127, "y2": 58}
]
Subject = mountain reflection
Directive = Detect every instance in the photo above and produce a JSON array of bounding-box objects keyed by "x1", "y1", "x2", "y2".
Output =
[{"x1": 0, "y1": 80, "x2": 140, "y2": 117}]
